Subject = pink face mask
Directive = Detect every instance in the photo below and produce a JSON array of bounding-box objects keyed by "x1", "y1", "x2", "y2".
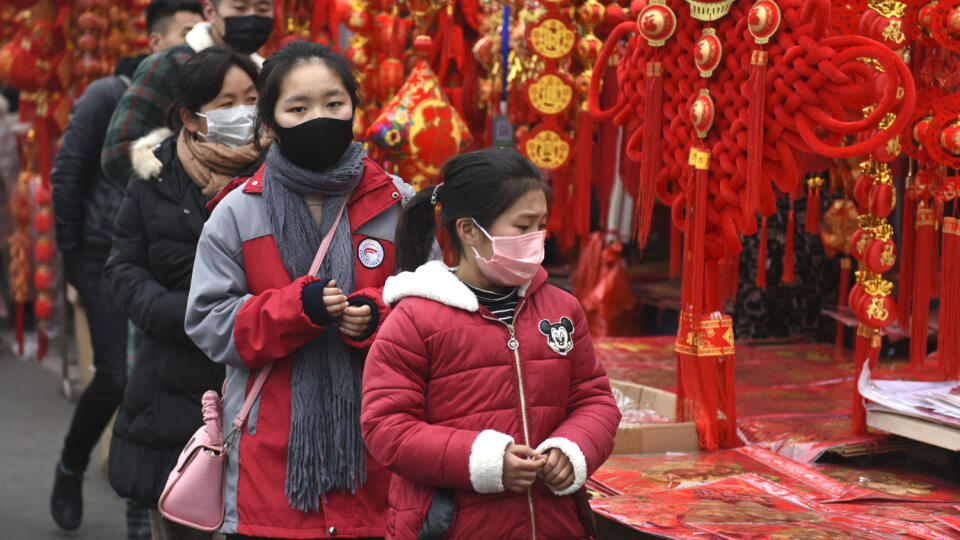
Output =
[{"x1": 471, "y1": 219, "x2": 546, "y2": 287}]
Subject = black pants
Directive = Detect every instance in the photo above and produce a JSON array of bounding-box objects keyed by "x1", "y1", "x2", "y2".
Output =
[{"x1": 60, "y1": 257, "x2": 129, "y2": 473}]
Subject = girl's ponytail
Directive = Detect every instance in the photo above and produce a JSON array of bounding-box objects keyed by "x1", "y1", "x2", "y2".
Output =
[{"x1": 395, "y1": 185, "x2": 439, "y2": 272}]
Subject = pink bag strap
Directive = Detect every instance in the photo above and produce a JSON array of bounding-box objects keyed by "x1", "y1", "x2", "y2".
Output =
[{"x1": 231, "y1": 200, "x2": 348, "y2": 431}]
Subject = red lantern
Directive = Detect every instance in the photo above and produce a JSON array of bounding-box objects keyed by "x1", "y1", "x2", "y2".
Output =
[
  {"x1": 849, "y1": 282, "x2": 866, "y2": 311},
  {"x1": 864, "y1": 237, "x2": 897, "y2": 273},
  {"x1": 919, "y1": 0, "x2": 938, "y2": 34},
  {"x1": 379, "y1": 58, "x2": 405, "y2": 97},
  {"x1": 35, "y1": 184, "x2": 52, "y2": 205},
  {"x1": 35, "y1": 237, "x2": 54, "y2": 263},
  {"x1": 859, "y1": 293, "x2": 898, "y2": 328},
  {"x1": 35, "y1": 208, "x2": 53, "y2": 234},
  {"x1": 940, "y1": 122, "x2": 960, "y2": 156},
  {"x1": 748, "y1": 0, "x2": 782, "y2": 44},
  {"x1": 868, "y1": 182, "x2": 896, "y2": 218},
  {"x1": 346, "y1": 9, "x2": 372, "y2": 32},
  {"x1": 34, "y1": 265, "x2": 52, "y2": 291},
  {"x1": 35, "y1": 294, "x2": 54, "y2": 319},
  {"x1": 853, "y1": 174, "x2": 875, "y2": 210},
  {"x1": 689, "y1": 89, "x2": 715, "y2": 137},
  {"x1": 850, "y1": 228, "x2": 870, "y2": 260},
  {"x1": 694, "y1": 29, "x2": 722, "y2": 77},
  {"x1": 637, "y1": 0, "x2": 678, "y2": 46},
  {"x1": 949, "y1": 7, "x2": 960, "y2": 35},
  {"x1": 913, "y1": 115, "x2": 933, "y2": 146}
]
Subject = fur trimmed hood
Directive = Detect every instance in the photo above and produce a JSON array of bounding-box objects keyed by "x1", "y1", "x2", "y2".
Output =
[
  {"x1": 382, "y1": 260, "x2": 544, "y2": 312},
  {"x1": 130, "y1": 128, "x2": 174, "y2": 181}
]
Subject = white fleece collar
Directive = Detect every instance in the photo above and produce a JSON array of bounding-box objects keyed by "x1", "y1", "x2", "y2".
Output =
[
  {"x1": 185, "y1": 22, "x2": 265, "y2": 67},
  {"x1": 131, "y1": 128, "x2": 174, "y2": 181},
  {"x1": 383, "y1": 261, "x2": 479, "y2": 312}
]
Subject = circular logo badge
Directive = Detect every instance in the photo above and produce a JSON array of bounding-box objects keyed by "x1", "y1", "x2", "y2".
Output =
[{"x1": 358, "y1": 238, "x2": 385, "y2": 269}]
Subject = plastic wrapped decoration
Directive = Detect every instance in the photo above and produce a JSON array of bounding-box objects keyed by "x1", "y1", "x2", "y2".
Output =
[{"x1": 366, "y1": 59, "x2": 472, "y2": 190}]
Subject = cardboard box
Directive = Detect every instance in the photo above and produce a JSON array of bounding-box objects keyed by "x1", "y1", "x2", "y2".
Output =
[{"x1": 610, "y1": 379, "x2": 700, "y2": 454}]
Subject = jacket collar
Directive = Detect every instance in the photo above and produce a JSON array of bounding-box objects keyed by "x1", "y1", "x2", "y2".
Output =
[
  {"x1": 382, "y1": 260, "x2": 548, "y2": 312},
  {"x1": 185, "y1": 23, "x2": 264, "y2": 66}
]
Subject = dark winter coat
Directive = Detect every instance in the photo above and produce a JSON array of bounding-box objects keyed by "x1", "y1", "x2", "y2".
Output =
[
  {"x1": 103, "y1": 128, "x2": 256, "y2": 507},
  {"x1": 51, "y1": 58, "x2": 143, "y2": 262}
]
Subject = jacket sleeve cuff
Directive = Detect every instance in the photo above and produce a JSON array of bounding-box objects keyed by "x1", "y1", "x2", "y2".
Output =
[
  {"x1": 469, "y1": 430, "x2": 514, "y2": 494},
  {"x1": 535, "y1": 437, "x2": 588, "y2": 496},
  {"x1": 301, "y1": 277, "x2": 334, "y2": 327},
  {"x1": 344, "y1": 287, "x2": 389, "y2": 349}
]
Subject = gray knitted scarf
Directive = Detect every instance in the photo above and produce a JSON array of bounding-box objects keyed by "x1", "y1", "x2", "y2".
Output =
[{"x1": 261, "y1": 142, "x2": 367, "y2": 511}]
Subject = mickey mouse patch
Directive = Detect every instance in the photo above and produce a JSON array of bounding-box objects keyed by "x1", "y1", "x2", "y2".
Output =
[{"x1": 539, "y1": 317, "x2": 575, "y2": 356}]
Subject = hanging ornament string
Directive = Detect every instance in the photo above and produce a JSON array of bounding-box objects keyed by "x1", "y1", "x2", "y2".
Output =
[{"x1": 745, "y1": 0, "x2": 782, "y2": 219}]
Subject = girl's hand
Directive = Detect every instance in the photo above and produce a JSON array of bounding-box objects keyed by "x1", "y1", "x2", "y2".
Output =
[
  {"x1": 339, "y1": 304, "x2": 373, "y2": 337},
  {"x1": 539, "y1": 448, "x2": 574, "y2": 491},
  {"x1": 323, "y1": 280, "x2": 348, "y2": 319},
  {"x1": 502, "y1": 444, "x2": 545, "y2": 493}
]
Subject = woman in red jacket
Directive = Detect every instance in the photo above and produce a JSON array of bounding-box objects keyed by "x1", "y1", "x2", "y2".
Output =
[
  {"x1": 361, "y1": 148, "x2": 621, "y2": 540},
  {"x1": 186, "y1": 41, "x2": 411, "y2": 539}
]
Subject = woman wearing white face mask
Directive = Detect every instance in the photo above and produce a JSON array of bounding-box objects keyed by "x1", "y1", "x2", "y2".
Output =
[{"x1": 103, "y1": 47, "x2": 263, "y2": 540}]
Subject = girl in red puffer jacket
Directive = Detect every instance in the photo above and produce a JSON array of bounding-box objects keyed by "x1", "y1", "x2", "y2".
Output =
[{"x1": 360, "y1": 148, "x2": 621, "y2": 540}]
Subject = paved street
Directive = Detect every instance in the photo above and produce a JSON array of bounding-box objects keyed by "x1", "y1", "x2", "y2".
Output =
[{"x1": 0, "y1": 333, "x2": 126, "y2": 539}]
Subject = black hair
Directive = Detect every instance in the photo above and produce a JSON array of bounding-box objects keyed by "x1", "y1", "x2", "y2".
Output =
[
  {"x1": 395, "y1": 148, "x2": 552, "y2": 272},
  {"x1": 146, "y1": 0, "x2": 203, "y2": 35},
  {"x1": 254, "y1": 40, "x2": 360, "y2": 151},
  {"x1": 165, "y1": 46, "x2": 260, "y2": 131}
]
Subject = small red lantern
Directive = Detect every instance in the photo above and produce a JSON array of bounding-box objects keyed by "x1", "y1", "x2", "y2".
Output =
[
  {"x1": 853, "y1": 174, "x2": 875, "y2": 210},
  {"x1": 864, "y1": 237, "x2": 897, "y2": 273},
  {"x1": 35, "y1": 293, "x2": 54, "y2": 320},
  {"x1": 849, "y1": 282, "x2": 866, "y2": 311},
  {"x1": 747, "y1": 0, "x2": 782, "y2": 44},
  {"x1": 919, "y1": 0, "x2": 938, "y2": 33},
  {"x1": 694, "y1": 28, "x2": 722, "y2": 78},
  {"x1": 850, "y1": 228, "x2": 870, "y2": 261},
  {"x1": 35, "y1": 208, "x2": 53, "y2": 234},
  {"x1": 869, "y1": 182, "x2": 896, "y2": 218},
  {"x1": 859, "y1": 293, "x2": 898, "y2": 328},
  {"x1": 379, "y1": 58, "x2": 405, "y2": 97},
  {"x1": 34, "y1": 265, "x2": 53, "y2": 291},
  {"x1": 35, "y1": 237, "x2": 54, "y2": 263},
  {"x1": 913, "y1": 115, "x2": 933, "y2": 146},
  {"x1": 689, "y1": 89, "x2": 715, "y2": 138},
  {"x1": 940, "y1": 121, "x2": 960, "y2": 156},
  {"x1": 637, "y1": 0, "x2": 678, "y2": 46}
]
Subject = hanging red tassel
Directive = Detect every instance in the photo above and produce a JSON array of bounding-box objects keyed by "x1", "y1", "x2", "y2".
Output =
[
  {"x1": 670, "y1": 222, "x2": 682, "y2": 279},
  {"x1": 782, "y1": 203, "x2": 796, "y2": 283},
  {"x1": 899, "y1": 197, "x2": 916, "y2": 318},
  {"x1": 757, "y1": 215, "x2": 768, "y2": 288},
  {"x1": 852, "y1": 325, "x2": 880, "y2": 434},
  {"x1": 805, "y1": 176, "x2": 822, "y2": 234},
  {"x1": 745, "y1": 50, "x2": 769, "y2": 217},
  {"x1": 689, "y1": 147, "x2": 710, "y2": 324},
  {"x1": 575, "y1": 110, "x2": 594, "y2": 242},
  {"x1": 635, "y1": 61, "x2": 664, "y2": 249},
  {"x1": 909, "y1": 203, "x2": 935, "y2": 371},
  {"x1": 836, "y1": 257, "x2": 851, "y2": 349},
  {"x1": 937, "y1": 217, "x2": 959, "y2": 379}
]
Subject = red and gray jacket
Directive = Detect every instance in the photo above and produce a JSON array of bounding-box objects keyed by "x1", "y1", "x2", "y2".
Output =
[
  {"x1": 360, "y1": 261, "x2": 621, "y2": 540},
  {"x1": 185, "y1": 158, "x2": 410, "y2": 538}
]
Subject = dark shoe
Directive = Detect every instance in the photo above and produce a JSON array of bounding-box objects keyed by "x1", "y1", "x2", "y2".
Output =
[{"x1": 50, "y1": 461, "x2": 83, "y2": 530}]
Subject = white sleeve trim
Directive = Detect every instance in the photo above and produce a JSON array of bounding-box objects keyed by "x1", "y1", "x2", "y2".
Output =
[
  {"x1": 469, "y1": 429, "x2": 514, "y2": 494},
  {"x1": 535, "y1": 437, "x2": 588, "y2": 496}
]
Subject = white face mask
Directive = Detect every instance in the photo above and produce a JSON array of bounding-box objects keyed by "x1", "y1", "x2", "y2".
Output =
[{"x1": 196, "y1": 104, "x2": 257, "y2": 148}]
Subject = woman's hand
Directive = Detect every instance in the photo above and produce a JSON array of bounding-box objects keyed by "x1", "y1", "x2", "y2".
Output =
[
  {"x1": 323, "y1": 280, "x2": 348, "y2": 319},
  {"x1": 339, "y1": 304, "x2": 372, "y2": 337},
  {"x1": 502, "y1": 444, "x2": 545, "y2": 493},
  {"x1": 539, "y1": 448, "x2": 574, "y2": 491}
]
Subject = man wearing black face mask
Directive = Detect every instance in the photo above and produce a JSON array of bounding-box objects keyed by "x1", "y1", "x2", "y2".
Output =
[{"x1": 101, "y1": 0, "x2": 274, "y2": 186}]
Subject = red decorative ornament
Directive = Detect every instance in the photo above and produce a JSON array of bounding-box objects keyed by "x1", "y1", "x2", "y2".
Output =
[
  {"x1": 864, "y1": 237, "x2": 897, "y2": 273},
  {"x1": 34, "y1": 208, "x2": 53, "y2": 234},
  {"x1": 747, "y1": 0, "x2": 782, "y2": 44},
  {"x1": 689, "y1": 89, "x2": 715, "y2": 138},
  {"x1": 853, "y1": 174, "x2": 875, "y2": 210},
  {"x1": 34, "y1": 265, "x2": 52, "y2": 292},
  {"x1": 919, "y1": 0, "x2": 938, "y2": 34},
  {"x1": 850, "y1": 228, "x2": 870, "y2": 260},
  {"x1": 637, "y1": 0, "x2": 678, "y2": 46},
  {"x1": 913, "y1": 115, "x2": 933, "y2": 148},
  {"x1": 869, "y1": 182, "x2": 896, "y2": 218},
  {"x1": 859, "y1": 293, "x2": 898, "y2": 328},
  {"x1": 35, "y1": 238, "x2": 54, "y2": 263},
  {"x1": 35, "y1": 294, "x2": 54, "y2": 320},
  {"x1": 941, "y1": 121, "x2": 960, "y2": 156},
  {"x1": 694, "y1": 28, "x2": 722, "y2": 78}
]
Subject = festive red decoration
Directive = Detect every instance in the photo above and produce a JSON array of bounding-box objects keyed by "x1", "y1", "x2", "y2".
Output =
[{"x1": 864, "y1": 237, "x2": 897, "y2": 273}]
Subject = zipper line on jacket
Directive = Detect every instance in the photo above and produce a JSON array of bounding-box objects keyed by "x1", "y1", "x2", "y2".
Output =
[{"x1": 481, "y1": 299, "x2": 537, "y2": 540}]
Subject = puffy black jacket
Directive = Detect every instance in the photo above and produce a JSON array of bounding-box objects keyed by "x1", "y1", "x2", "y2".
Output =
[
  {"x1": 51, "y1": 56, "x2": 144, "y2": 263},
  {"x1": 103, "y1": 131, "x2": 258, "y2": 507}
]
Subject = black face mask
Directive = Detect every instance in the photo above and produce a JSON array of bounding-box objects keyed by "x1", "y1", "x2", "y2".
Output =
[
  {"x1": 274, "y1": 116, "x2": 355, "y2": 172},
  {"x1": 222, "y1": 15, "x2": 273, "y2": 55}
]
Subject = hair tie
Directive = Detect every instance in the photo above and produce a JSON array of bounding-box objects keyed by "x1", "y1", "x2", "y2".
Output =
[{"x1": 430, "y1": 184, "x2": 442, "y2": 206}]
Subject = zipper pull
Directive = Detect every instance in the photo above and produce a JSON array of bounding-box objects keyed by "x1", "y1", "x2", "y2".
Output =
[{"x1": 507, "y1": 325, "x2": 519, "y2": 351}]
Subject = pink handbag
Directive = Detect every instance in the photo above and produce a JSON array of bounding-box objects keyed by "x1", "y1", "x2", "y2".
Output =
[{"x1": 158, "y1": 202, "x2": 346, "y2": 531}]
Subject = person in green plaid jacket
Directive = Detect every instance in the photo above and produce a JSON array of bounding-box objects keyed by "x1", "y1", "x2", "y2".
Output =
[{"x1": 101, "y1": 0, "x2": 274, "y2": 184}]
